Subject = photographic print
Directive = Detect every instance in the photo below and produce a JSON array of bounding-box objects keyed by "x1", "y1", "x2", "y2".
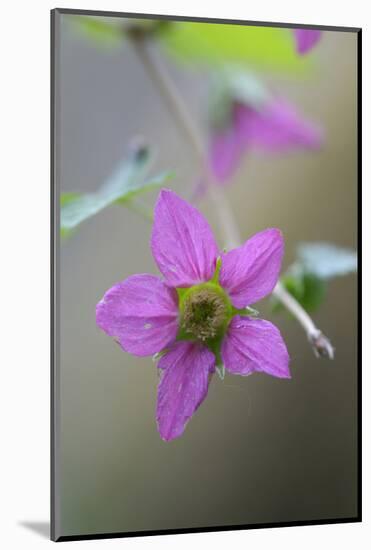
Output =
[{"x1": 51, "y1": 9, "x2": 361, "y2": 541}]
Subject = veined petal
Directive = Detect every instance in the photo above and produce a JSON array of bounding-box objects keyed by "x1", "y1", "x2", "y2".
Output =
[
  {"x1": 293, "y1": 29, "x2": 322, "y2": 55},
  {"x1": 222, "y1": 316, "x2": 290, "y2": 378},
  {"x1": 220, "y1": 228, "x2": 284, "y2": 308},
  {"x1": 96, "y1": 274, "x2": 178, "y2": 357},
  {"x1": 208, "y1": 128, "x2": 244, "y2": 183},
  {"x1": 151, "y1": 189, "x2": 219, "y2": 287},
  {"x1": 156, "y1": 341, "x2": 215, "y2": 441},
  {"x1": 235, "y1": 100, "x2": 323, "y2": 152}
]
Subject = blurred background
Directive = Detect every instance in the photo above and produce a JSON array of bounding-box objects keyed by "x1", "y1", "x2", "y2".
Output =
[{"x1": 55, "y1": 13, "x2": 358, "y2": 538}]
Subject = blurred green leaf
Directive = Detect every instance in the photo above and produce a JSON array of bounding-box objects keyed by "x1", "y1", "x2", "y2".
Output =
[
  {"x1": 60, "y1": 192, "x2": 81, "y2": 207},
  {"x1": 297, "y1": 243, "x2": 357, "y2": 280},
  {"x1": 60, "y1": 193, "x2": 82, "y2": 239},
  {"x1": 60, "y1": 146, "x2": 173, "y2": 238},
  {"x1": 224, "y1": 68, "x2": 271, "y2": 108},
  {"x1": 208, "y1": 68, "x2": 271, "y2": 129},
  {"x1": 69, "y1": 16, "x2": 125, "y2": 47},
  {"x1": 272, "y1": 272, "x2": 326, "y2": 314},
  {"x1": 272, "y1": 242, "x2": 357, "y2": 315},
  {"x1": 159, "y1": 22, "x2": 312, "y2": 73},
  {"x1": 69, "y1": 16, "x2": 171, "y2": 50}
]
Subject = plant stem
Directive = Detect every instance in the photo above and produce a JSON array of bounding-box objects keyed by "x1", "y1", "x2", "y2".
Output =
[
  {"x1": 130, "y1": 36, "x2": 240, "y2": 250},
  {"x1": 130, "y1": 36, "x2": 334, "y2": 359},
  {"x1": 273, "y1": 281, "x2": 334, "y2": 359}
]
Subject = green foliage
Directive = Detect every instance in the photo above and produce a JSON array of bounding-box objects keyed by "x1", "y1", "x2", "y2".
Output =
[
  {"x1": 69, "y1": 16, "x2": 169, "y2": 49},
  {"x1": 272, "y1": 242, "x2": 357, "y2": 314},
  {"x1": 159, "y1": 22, "x2": 312, "y2": 73},
  {"x1": 224, "y1": 69, "x2": 270, "y2": 109},
  {"x1": 69, "y1": 16, "x2": 124, "y2": 47},
  {"x1": 273, "y1": 272, "x2": 326, "y2": 314},
  {"x1": 297, "y1": 242, "x2": 357, "y2": 280},
  {"x1": 68, "y1": 16, "x2": 312, "y2": 74},
  {"x1": 60, "y1": 192, "x2": 81, "y2": 207},
  {"x1": 60, "y1": 146, "x2": 173, "y2": 239},
  {"x1": 208, "y1": 68, "x2": 270, "y2": 129}
]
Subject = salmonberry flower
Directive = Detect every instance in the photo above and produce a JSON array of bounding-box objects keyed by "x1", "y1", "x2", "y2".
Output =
[
  {"x1": 209, "y1": 98, "x2": 324, "y2": 183},
  {"x1": 293, "y1": 29, "x2": 322, "y2": 55},
  {"x1": 96, "y1": 189, "x2": 290, "y2": 441}
]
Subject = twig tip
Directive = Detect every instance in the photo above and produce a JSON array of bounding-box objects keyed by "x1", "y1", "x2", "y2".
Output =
[{"x1": 309, "y1": 331, "x2": 335, "y2": 360}]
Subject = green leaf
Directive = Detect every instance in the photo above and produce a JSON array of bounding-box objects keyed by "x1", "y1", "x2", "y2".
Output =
[
  {"x1": 297, "y1": 243, "x2": 358, "y2": 280},
  {"x1": 60, "y1": 192, "x2": 81, "y2": 207},
  {"x1": 60, "y1": 194, "x2": 82, "y2": 239},
  {"x1": 69, "y1": 16, "x2": 125, "y2": 47},
  {"x1": 224, "y1": 68, "x2": 271, "y2": 109},
  {"x1": 60, "y1": 146, "x2": 172, "y2": 237},
  {"x1": 272, "y1": 242, "x2": 357, "y2": 315},
  {"x1": 159, "y1": 22, "x2": 312, "y2": 73},
  {"x1": 69, "y1": 16, "x2": 171, "y2": 50},
  {"x1": 272, "y1": 272, "x2": 326, "y2": 314},
  {"x1": 208, "y1": 68, "x2": 271, "y2": 130}
]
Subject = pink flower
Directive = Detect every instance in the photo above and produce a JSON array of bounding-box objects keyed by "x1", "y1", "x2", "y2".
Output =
[
  {"x1": 209, "y1": 98, "x2": 324, "y2": 183},
  {"x1": 293, "y1": 29, "x2": 322, "y2": 55},
  {"x1": 96, "y1": 189, "x2": 290, "y2": 441}
]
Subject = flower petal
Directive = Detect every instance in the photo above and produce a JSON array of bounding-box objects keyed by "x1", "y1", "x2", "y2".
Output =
[
  {"x1": 220, "y1": 228, "x2": 284, "y2": 308},
  {"x1": 208, "y1": 128, "x2": 244, "y2": 183},
  {"x1": 151, "y1": 189, "x2": 219, "y2": 287},
  {"x1": 156, "y1": 341, "x2": 215, "y2": 441},
  {"x1": 222, "y1": 316, "x2": 290, "y2": 378},
  {"x1": 235, "y1": 100, "x2": 323, "y2": 152},
  {"x1": 96, "y1": 274, "x2": 179, "y2": 357},
  {"x1": 293, "y1": 29, "x2": 322, "y2": 55}
]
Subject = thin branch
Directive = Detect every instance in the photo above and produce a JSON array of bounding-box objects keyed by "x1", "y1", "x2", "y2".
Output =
[
  {"x1": 129, "y1": 35, "x2": 335, "y2": 359},
  {"x1": 273, "y1": 281, "x2": 334, "y2": 359},
  {"x1": 130, "y1": 36, "x2": 240, "y2": 250}
]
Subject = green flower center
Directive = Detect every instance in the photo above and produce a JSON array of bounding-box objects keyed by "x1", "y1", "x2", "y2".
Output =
[
  {"x1": 175, "y1": 259, "x2": 258, "y2": 378},
  {"x1": 179, "y1": 282, "x2": 232, "y2": 342}
]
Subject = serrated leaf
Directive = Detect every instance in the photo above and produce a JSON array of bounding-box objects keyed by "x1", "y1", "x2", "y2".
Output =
[
  {"x1": 297, "y1": 243, "x2": 357, "y2": 280},
  {"x1": 60, "y1": 146, "x2": 173, "y2": 237},
  {"x1": 159, "y1": 22, "x2": 313, "y2": 74}
]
